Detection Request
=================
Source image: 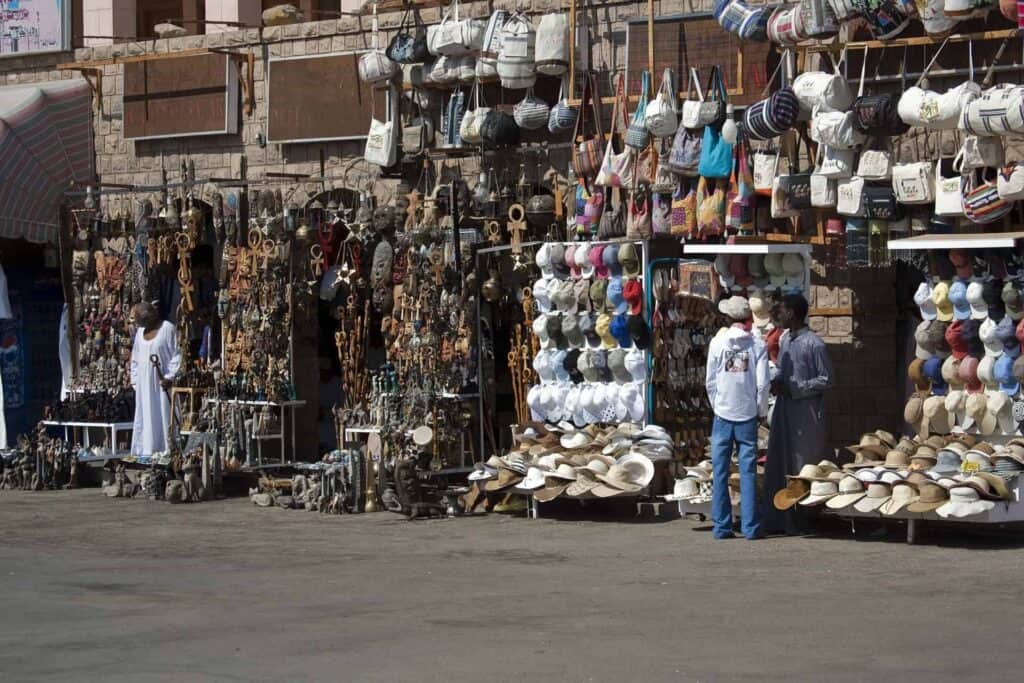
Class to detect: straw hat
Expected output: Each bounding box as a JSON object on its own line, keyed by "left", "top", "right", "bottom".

{"left": 787, "top": 464, "right": 827, "bottom": 481}
{"left": 773, "top": 480, "right": 810, "bottom": 510}
{"left": 846, "top": 433, "right": 892, "bottom": 460}
{"left": 936, "top": 485, "right": 996, "bottom": 518}
{"left": 853, "top": 481, "right": 893, "bottom": 513}
{"left": 825, "top": 475, "right": 867, "bottom": 510}
{"left": 879, "top": 481, "right": 920, "bottom": 516}
{"left": 906, "top": 480, "right": 951, "bottom": 513}
{"left": 799, "top": 480, "right": 840, "bottom": 506}
{"left": 592, "top": 464, "right": 644, "bottom": 497}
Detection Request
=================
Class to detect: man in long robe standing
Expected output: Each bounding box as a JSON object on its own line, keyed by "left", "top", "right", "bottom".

{"left": 130, "top": 302, "right": 181, "bottom": 456}
{"left": 763, "top": 293, "right": 833, "bottom": 535}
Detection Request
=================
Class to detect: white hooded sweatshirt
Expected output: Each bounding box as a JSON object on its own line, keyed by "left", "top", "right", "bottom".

{"left": 706, "top": 325, "right": 769, "bottom": 422}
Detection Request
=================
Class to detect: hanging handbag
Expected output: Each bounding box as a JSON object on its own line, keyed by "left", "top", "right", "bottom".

{"left": 698, "top": 123, "right": 733, "bottom": 179}
{"left": 480, "top": 110, "right": 520, "bottom": 147}
{"left": 647, "top": 68, "right": 679, "bottom": 138}
{"left": 810, "top": 106, "right": 866, "bottom": 150}
{"left": 387, "top": 6, "right": 431, "bottom": 64}
{"left": 997, "top": 163, "right": 1024, "bottom": 201}
{"left": 671, "top": 181, "right": 698, "bottom": 237}
{"left": 698, "top": 177, "right": 726, "bottom": 238}
{"left": 598, "top": 189, "right": 627, "bottom": 240}
{"left": 767, "top": 5, "right": 807, "bottom": 44}
{"left": 836, "top": 176, "right": 866, "bottom": 216}
{"left": 935, "top": 158, "right": 965, "bottom": 216}
{"left": 580, "top": 184, "right": 603, "bottom": 231}
{"left": 850, "top": 0, "right": 911, "bottom": 39}
{"left": 863, "top": 186, "right": 903, "bottom": 220}
{"left": 698, "top": 66, "right": 728, "bottom": 128}
{"left": 459, "top": 82, "right": 487, "bottom": 145}
{"left": 402, "top": 98, "right": 434, "bottom": 155}
{"left": 772, "top": 144, "right": 811, "bottom": 217}
{"left": 811, "top": 145, "right": 838, "bottom": 208}
{"left": 851, "top": 46, "right": 910, "bottom": 136}
{"left": 891, "top": 137, "right": 936, "bottom": 205}
{"left": 725, "top": 136, "right": 756, "bottom": 230}
{"left": 572, "top": 72, "right": 605, "bottom": 179}
{"left": 680, "top": 68, "right": 704, "bottom": 130}
{"left": 856, "top": 137, "right": 893, "bottom": 180}
{"left": 816, "top": 144, "right": 856, "bottom": 178}
{"left": 901, "top": 39, "right": 982, "bottom": 131}
{"left": 715, "top": 0, "right": 772, "bottom": 41}
{"left": 535, "top": 13, "right": 569, "bottom": 76}
{"left": 476, "top": 10, "right": 509, "bottom": 79}
{"left": 359, "top": 51, "right": 397, "bottom": 84}
{"left": 626, "top": 71, "right": 652, "bottom": 150}
{"left": 514, "top": 88, "right": 550, "bottom": 130}
{"left": 743, "top": 59, "right": 800, "bottom": 141}
{"left": 430, "top": 55, "right": 458, "bottom": 84}
{"left": 753, "top": 148, "right": 776, "bottom": 195}
{"left": 963, "top": 169, "right": 1013, "bottom": 224}
{"left": 955, "top": 135, "right": 1005, "bottom": 170}
{"left": 667, "top": 127, "right": 702, "bottom": 177}
{"left": 456, "top": 55, "right": 476, "bottom": 83}
{"left": 365, "top": 88, "right": 398, "bottom": 167}
{"left": 653, "top": 146, "right": 679, "bottom": 192}
{"left": 596, "top": 76, "right": 635, "bottom": 188}
{"left": 627, "top": 187, "right": 652, "bottom": 239}
{"left": 497, "top": 12, "right": 536, "bottom": 90}
{"left": 428, "top": 0, "right": 486, "bottom": 56}
{"left": 440, "top": 89, "right": 466, "bottom": 148}
{"left": 792, "top": 50, "right": 853, "bottom": 116}
{"left": 652, "top": 190, "right": 672, "bottom": 235}
{"left": 548, "top": 77, "right": 578, "bottom": 134}
{"left": 800, "top": 0, "right": 840, "bottom": 37}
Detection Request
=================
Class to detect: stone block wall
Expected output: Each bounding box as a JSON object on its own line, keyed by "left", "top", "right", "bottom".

{"left": 0, "top": 2, "right": 913, "bottom": 452}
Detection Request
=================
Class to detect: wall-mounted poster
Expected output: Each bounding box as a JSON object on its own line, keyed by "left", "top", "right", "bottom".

{"left": 0, "top": 0, "right": 70, "bottom": 57}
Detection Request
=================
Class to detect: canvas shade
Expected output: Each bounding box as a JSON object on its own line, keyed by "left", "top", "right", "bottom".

{"left": 0, "top": 79, "right": 94, "bottom": 244}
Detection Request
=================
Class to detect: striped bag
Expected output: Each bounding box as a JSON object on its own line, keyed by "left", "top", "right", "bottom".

{"left": 743, "top": 86, "right": 799, "bottom": 140}
{"left": 962, "top": 170, "right": 1013, "bottom": 225}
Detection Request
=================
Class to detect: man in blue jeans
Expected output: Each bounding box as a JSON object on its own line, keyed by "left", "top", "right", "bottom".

{"left": 705, "top": 296, "right": 769, "bottom": 540}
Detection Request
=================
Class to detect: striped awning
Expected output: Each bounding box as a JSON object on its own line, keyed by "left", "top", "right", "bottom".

{"left": 0, "top": 79, "right": 94, "bottom": 244}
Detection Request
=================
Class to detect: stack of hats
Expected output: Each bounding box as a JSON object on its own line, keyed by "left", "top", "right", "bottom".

{"left": 530, "top": 242, "right": 651, "bottom": 427}
{"left": 773, "top": 429, "right": 1021, "bottom": 520}
{"left": 467, "top": 422, "right": 671, "bottom": 506}
{"left": 910, "top": 269, "right": 1024, "bottom": 438}
{"left": 714, "top": 252, "right": 806, "bottom": 294}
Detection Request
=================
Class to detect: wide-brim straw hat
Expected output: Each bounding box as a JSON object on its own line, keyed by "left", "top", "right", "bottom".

{"left": 773, "top": 480, "right": 810, "bottom": 510}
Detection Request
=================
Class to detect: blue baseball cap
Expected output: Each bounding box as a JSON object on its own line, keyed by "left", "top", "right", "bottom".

{"left": 923, "top": 357, "right": 947, "bottom": 396}
{"left": 995, "top": 354, "right": 1020, "bottom": 395}
{"left": 602, "top": 243, "right": 622, "bottom": 277}
{"left": 948, "top": 280, "right": 971, "bottom": 321}
{"left": 609, "top": 314, "right": 633, "bottom": 348}
{"left": 605, "top": 276, "right": 628, "bottom": 315}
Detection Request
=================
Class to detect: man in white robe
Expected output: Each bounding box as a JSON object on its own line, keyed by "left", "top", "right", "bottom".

{"left": 129, "top": 303, "right": 181, "bottom": 456}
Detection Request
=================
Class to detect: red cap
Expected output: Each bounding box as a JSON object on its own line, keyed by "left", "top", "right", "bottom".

{"left": 958, "top": 355, "right": 982, "bottom": 393}
{"left": 623, "top": 279, "right": 643, "bottom": 315}
{"left": 946, "top": 320, "right": 967, "bottom": 360}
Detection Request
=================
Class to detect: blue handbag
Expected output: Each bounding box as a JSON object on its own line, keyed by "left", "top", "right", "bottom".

{"left": 697, "top": 123, "right": 733, "bottom": 179}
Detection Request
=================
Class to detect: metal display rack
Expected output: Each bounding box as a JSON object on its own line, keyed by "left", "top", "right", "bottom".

{"left": 202, "top": 398, "right": 305, "bottom": 466}
{"left": 40, "top": 420, "right": 134, "bottom": 459}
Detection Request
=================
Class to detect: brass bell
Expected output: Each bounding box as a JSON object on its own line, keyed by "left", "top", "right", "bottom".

{"left": 481, "top": 267, "right": 503, "bottom": 303}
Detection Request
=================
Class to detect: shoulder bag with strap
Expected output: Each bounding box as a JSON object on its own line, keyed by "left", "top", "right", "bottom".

{"left": 572, "top": 72, "right": 605, "bottom": 180}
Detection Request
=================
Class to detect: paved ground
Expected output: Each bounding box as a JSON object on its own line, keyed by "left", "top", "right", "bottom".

{"left": 1, "top": 490, "right": 1023, "bottom": 682}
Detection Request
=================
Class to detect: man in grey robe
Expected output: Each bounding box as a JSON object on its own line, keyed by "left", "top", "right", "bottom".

{"left": 763, "top": 293, "right": 833, "bottom": 535}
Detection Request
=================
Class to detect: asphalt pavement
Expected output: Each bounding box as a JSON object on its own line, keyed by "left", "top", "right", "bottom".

{"left": 1, "top": 489, "right": 1022, "bottom": 682}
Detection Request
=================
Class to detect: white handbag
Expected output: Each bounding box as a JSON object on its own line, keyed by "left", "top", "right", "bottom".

{"left": 935, "top": 159, "right": 965, "bottom": 216}
{"left": 892, "top": 161, "right": 936, "bottom": 204}
{"left": 430, "top": 55, "right": 458, "bottom": 84}
{"left": 476, "top": 10, "right": 508, "bottom": 79}
{"left": 997, "top": 162, "right": 1024, "bottom": 201}
{"left": 497, "top": 12, "right": 536, "bottom": 90}
{"left": 816, "top": 144, "right": 855, "bottom": 179}
{"left": 961, "top": 84, "right": 1024, "bottom": 137}
{"left": 811, "top": 174, "right": 837, "bottom": 208}
{"left": 792, "top": 51, "right": 853, "bottom": 117}
{"left": 955, "top": 134, "right": 1005, "bottom": 170}
{"left": 428, "top": 0, "right": 486, "bottom": 56}
{"left": 646, "top": 68, "right": 679, "bottom": 138}
{"left": 857, "top": 146, "right": 893, "bottom": 180}
{"left": 535, "top": 13, "right": 569, "bottom": 76}
{"left": 753, "top": 151, "right": 776, "bottom": 193}
{"left": 456, "top": 55, "right": 476, "bottom": 83}
{"left": 365, "top": 89, "right": 397, "bottom": 168}
{"left": 460, "top": 83, "right": 488, "bottom": 145}
{"left": 680, "top": 68, "right": 704, "bottom": 130}
{"left": 836, "top": 176, "right": 865, "bottom": 216}
{"left": 359, "top": 50, "right": 397, "bottom": 84}
{"left": 513, "top": 87, "right": 550, "bottom": 130}
{"left": 810, "top": 107, "right": 866, "bottom": 150}
{"left": 900, "top": 41, "right": 980, "bottom": 130}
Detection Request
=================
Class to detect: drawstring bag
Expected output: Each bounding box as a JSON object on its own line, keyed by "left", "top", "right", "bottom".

{"left": 742, "top": 60, "right": 800, "bottom": 141}
{"left": 626, "top": 71, "right": 652, "bottom": 150}
{"left": 548, "top": 77, "right": 578, "bottom": 133}
{"left": 476, "top": 10, "right": 509, "bottom": 79}
{"left": 497, "top": 12, "right": 536, "bottom": 89}
{"left": 514, "top": 88, "right": 550, "bottom": 130}
{"left": 535, "top": 13, "right": 569, "bottom": 76}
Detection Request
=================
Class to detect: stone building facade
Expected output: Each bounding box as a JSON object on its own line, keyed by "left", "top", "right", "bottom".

{"left": 0, "top": 0, "right": 912, "bottom": 452}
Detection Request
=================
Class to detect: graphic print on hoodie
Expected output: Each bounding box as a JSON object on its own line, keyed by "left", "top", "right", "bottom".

{"left": 705, "top": 325, "right": 770, "bottom": 422}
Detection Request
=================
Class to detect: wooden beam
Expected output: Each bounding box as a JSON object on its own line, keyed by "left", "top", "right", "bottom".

{"left": 799, "top": 27, "right": 1020, "bottom": 54}
{"left": 57, "top": 47, "right": 211, "bottom": 70}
